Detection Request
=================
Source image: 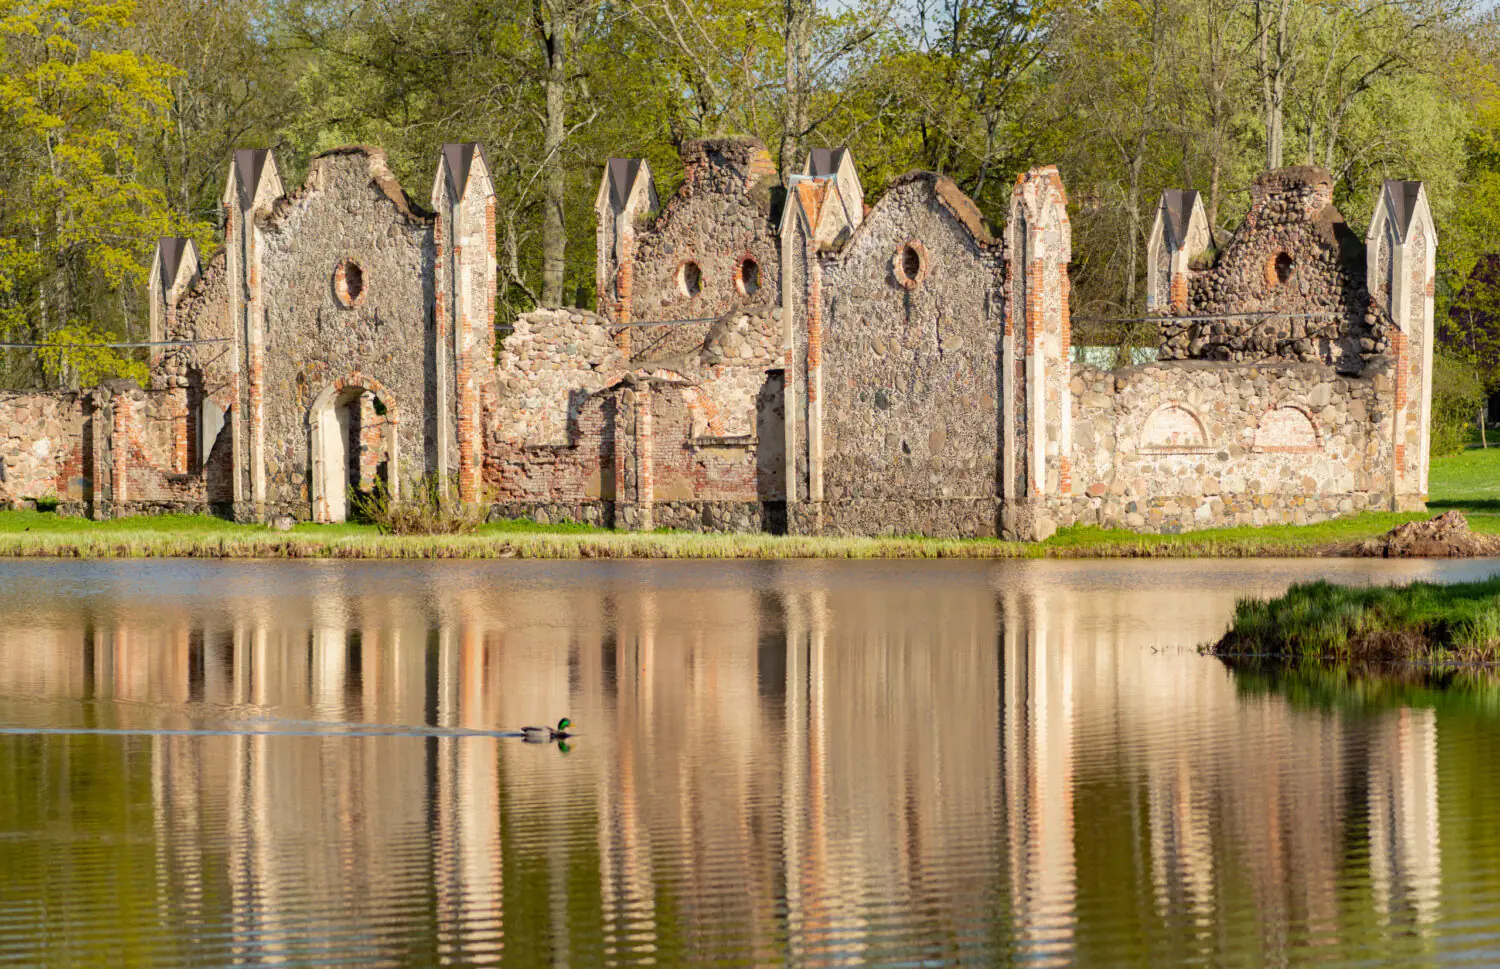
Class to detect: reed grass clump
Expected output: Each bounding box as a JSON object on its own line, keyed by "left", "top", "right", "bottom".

{"left": 1214, "top": 576, "right": 1500, "bottom": 664}
{"left": 350, "top": 478, "right": 484, "bottom": 535}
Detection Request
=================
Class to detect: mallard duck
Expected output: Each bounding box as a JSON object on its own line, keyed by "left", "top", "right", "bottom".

{"left": 521, "top": 718, "right": 572, "bottom": 742}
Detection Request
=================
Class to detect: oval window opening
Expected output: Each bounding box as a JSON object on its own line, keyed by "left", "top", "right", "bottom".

{"left": 902, "top": 244, "right": 922, "bottom": 280}
{"left": 335, "top": 260, "right": 366, "bottom": 307}
{"left": 679, "top": 261, "right": 702, "bottom": 298}
{"left": 894, "top": 239, "right": 927, "bottom": 289}
{"left": 345, "top": 263, "right": 364, "bottom": 301}
{"left": 738, "top": 257, "right": 760, "bottom": 296}
{"left": 1268, "top": 251, "right": 1293, "bottom": 287}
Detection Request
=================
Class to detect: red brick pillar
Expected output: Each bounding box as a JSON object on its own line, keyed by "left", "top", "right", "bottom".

{"left": 434, "top": 208, "right": 450, "bottom": 483}
{"left": 612, "top": 393, "right": 628, "bottom": 528}
{"left": 113, "top": 393, "right": 132, "bottom": 507}
{"left": 806, "top": 239, "right": 824, "bottom": 504}
{"left": 615, "top": 232, "right": 634, "bottom": 358}
{"left": 456, "top": 231, "right": 477, "bottom": 503}
{"left": 635, "top": 382, "right": 653, "bottom": 531}
{"left": 1169, "top": 272, "right": 1189, "bottom": 314}
{"left": 171, "top": 387, "right": 188, "bottom": 475}
{"left": 247, "top": 226, "right": 265, "bottom": 515}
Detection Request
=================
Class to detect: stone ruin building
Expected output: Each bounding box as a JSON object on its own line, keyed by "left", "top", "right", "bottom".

{"left": 0, "top": 138, "right": 1436, "bottom": 538}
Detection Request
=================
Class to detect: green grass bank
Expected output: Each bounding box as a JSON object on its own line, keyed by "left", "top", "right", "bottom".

{"left": 1212, "top": 576, "right": 1500, "bottom": 664}
{"left": 1, "top": 439, "right": 1498, "bottom": 559}
{"left": 0, "top": 507, "right": 1475, "bottom": 559}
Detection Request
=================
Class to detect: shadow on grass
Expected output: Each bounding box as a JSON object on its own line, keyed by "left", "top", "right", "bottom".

{"left": 1429, "top": 499, "right": 1500, "bottom": 513}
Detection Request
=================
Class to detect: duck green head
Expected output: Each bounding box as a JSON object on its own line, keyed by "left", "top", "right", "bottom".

{"left": 557, "top": 718, "right": 572, "bottom": 731}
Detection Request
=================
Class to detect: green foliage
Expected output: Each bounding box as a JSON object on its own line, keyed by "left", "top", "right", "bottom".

{"left": 0, "top": 0, "right": 209, "bottom": 388}
{"left": 1432, "top": 349, "right": 1486, "bottom": 458}
{"left": 37, "top": 321, "right": 147, "bottom": 387}
{"left": 0, "top": 0, "right": 1497, "bottom": 387}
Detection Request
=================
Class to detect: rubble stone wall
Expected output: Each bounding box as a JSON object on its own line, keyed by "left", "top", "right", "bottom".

{"left": 1054, "top": 358, "right": 1397, "bottom": 533}
{"left": 484, "top": 308, "right": 783, "bottom": 509}
{"left": 1158, "top": 167, "right": 1386, "bottom": 370}
{"left": 0, "top": 392, "right": 86, "bottom": 508}
{"left": 629, "top": 138, "right": 781, "bottom": 324}
{"left": 819, "top": 175, "right": 1004, "bottom": 506}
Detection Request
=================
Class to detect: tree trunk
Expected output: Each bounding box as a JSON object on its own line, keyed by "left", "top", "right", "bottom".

{"left": 1257, "top": 0, "right": 1290, "bottom": 170}
{"left": 539, "top": 1, "right": 569, "bottom": 307}
{"left": 1125, "top": 152, "right": 1144, "bottom": 313}
{"left": 779, "top": 0, "right": 813, "bottom": 182}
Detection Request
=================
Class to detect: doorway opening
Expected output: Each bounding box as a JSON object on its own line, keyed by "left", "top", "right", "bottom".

{"left": 310, "top": 379, "right": 398, "bottom": 523}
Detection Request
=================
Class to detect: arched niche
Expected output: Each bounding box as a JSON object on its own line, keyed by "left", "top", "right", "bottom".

{"left": 1139, "top": 402, "right": 1209, "bottom": 453}
{"left": 1253, "top": 405, "right": 1321, "bottom": 453}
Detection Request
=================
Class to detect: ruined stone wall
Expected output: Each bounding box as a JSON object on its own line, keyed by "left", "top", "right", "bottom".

{"left": 817, "top": 174, "right": 1005, "bottom": 532}
{"left": 485, "top": 307, "right": 784, "bottom": 510}
{"left": 629, "top": 138, "right": 781, "bottom": 326}
{"left": 696, "top": 308, "right": 783, "bottom": 444}
{"left": 0, "top": 392, "right": 86, "bottom": 508}
{"left": 1057, "top": 359, "right": 1397, "bottom": 533}
{"left": 84, "top": 383, "right": 207, "bottom": 517}
{"left": 169, "top": 253, "right": 235, "bottom": 480}
{"left": 649, "top": 384, "right": 759, "bottom": 503}
{"left": 257, "top": 148, "right": 434, "bottom": 515}
{"left": 124, "top": 387, "right": 206, "bottom": 509}
{"left": 485, "top": 309, "right": 624, "bottom": 501}
{"left": 1159, "top": 167, "right": 1386, "bottom": 371}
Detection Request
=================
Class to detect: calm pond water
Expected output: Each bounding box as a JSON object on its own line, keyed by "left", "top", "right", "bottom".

{"left": 2, "top": 558, "right": 1500, "bottom": 967}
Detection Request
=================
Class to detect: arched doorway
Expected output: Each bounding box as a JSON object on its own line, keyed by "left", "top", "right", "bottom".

{"left": 309, "top": 376, "right": 399, "bottom": 523}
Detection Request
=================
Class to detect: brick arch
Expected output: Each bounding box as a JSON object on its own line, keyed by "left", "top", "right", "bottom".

{"left": 1139, "top": 402, "right": 1208, "bottom": 453}
{"left": 308, "top": 373, "right": 400, "bottom": 523}
{"left": 1253, "top": 404, "right": 1321, "bottom": 453}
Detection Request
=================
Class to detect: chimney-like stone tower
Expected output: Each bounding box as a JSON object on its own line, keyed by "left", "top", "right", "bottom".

{"left": 1367, "top": 179, "right": 1436, "bottom": 509}
{"left": 432, "top": 143, "right": 497, "bottom": 502}
{"left": 148, "top": 237, "right": 199, "bottom": 368}
{"left": 803, "top": 147, "right": 864, "bottom": 233}
{"left": 221, "top": 148, "right": 282, "bottom": 515}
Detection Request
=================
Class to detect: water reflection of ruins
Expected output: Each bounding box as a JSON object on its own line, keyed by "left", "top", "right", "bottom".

{"left": 0, "top": 562, "right": 1456, "bottom": 966}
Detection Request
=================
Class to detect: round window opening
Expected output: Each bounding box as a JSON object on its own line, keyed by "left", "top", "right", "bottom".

{"left": 737, "top": 256, "right": 761, "bottom": 296}
{"left": 679, "top": 260, "right": 703, "bottom": 298}
{"left": 335, "top": 260, "right": 366, "bottom": 308}
{"left": 894, "top": 239, "right": 928, "bottom": 289}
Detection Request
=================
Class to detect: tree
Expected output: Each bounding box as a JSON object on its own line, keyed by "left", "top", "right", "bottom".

{"left": 0, "top": 0, "right": 203, "bottom": 388}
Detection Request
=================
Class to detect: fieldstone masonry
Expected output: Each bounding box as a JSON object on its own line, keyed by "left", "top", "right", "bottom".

{"left": 0, "top": 135, "right": 1436, "bottom": 538}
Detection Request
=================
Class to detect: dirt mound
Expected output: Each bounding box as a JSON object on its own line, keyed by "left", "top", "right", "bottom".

{"left": 1351, "top": 510, "right": 1500, "bottom": 558}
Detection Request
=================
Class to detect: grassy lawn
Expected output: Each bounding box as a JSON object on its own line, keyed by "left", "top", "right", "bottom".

{"left": 1430, "top": 437, "right": 1500, "bottom": 516}
{"left": 0, "top": 439, "right": 1496, "bottom": 559}
{"left": 1213, "top": 575, "right": 1500, "bottom": 664}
